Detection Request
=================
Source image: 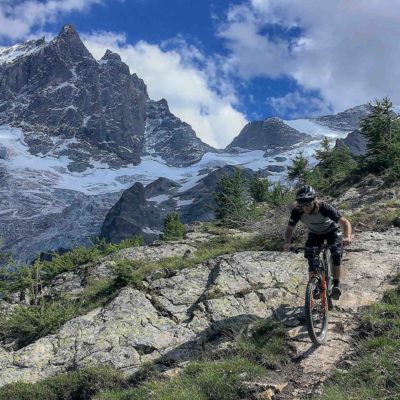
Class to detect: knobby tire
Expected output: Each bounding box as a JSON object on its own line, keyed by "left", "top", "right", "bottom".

{"left": 305, "top": 276, "right": 329, "bottom": 345}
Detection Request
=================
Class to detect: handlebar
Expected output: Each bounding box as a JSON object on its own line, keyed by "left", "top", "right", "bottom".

{"left": 289, "top": 243, "right": 334, "bottom": 253}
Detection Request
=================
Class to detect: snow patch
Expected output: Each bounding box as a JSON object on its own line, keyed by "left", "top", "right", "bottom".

{"left": 284, "top": 119, "right": 349, "bottom": 138}
{"left": 0, "top": 40, "right": 46, "bottom": 65}
{"left": 177, "top": 199, "right": 194, "bottom": 207}
{"left": 148, "top": 194, "right": 170, "bottom": 204}
{"left": 83, "top": 116, "right": 91, "bottom": 127}
{"left": 142, "top": 227, "right": 161, "bottom": 235}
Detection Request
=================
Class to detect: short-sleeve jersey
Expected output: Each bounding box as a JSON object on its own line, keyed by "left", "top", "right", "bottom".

{"left": 288, "top": 201, "right": 342, "bottom": 234}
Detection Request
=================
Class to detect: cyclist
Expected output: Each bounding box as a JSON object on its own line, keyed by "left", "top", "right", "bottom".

{"left": 283, "top": 185, "right": 352, "bottom": 299}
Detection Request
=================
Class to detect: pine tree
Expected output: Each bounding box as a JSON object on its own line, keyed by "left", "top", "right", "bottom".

{"left": 287, "top": 152, "right": 311, "bottom": 185}
{"left": 160, "top": 212, "right": 185, "bottom": 241}
{"left": 249, "top": 172, "right": 269, "bottom": 203}
{"left": 315, "top": 137, "right": 334, "bottom": 175}
{"left": 312, "top": 138, "right": 356, "bottom": 191}
{"left": 268, "top": 182, "right": 293, "bottom": 206}
{"left": 360, "top": 97, "right": 400, "bottom": 172}
{"left": 214, "top": 167, "right": 248, "bottom": 227}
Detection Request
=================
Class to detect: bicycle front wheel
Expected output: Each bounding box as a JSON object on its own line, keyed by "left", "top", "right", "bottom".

{"left": 305, "top": 277, "right": 329, "bottom": 345}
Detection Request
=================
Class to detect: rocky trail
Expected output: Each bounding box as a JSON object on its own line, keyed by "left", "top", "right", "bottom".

{"left": 0, "top": 228, "right": 399, "bottom": 399}
{"left": 260, "top": 229, "right": 400, "bottom": 399}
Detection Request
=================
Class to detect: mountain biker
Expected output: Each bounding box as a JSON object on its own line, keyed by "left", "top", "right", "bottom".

{"left": 283, "top": 185, "right": 352, "bottom": 299}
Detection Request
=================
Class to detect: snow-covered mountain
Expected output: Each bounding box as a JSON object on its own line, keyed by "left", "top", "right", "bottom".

{"left": 315, "top": 104, "right": 369, "bottom": 131}
{"left": 227, "top": 117, "right": 312, "bottom": 155}
{"left": 0, "top": 119, "right": 352, "bottom": 264}
{"left": 0, "top": 24, "right": 212, "bottom": 170}
{"left": 0, "top": 24, "right": 368, "bottom": 265}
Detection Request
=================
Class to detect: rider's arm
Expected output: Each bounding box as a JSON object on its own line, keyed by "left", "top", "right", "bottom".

{"left": 283, "top": 225, "right": 295, "bottom": 251}
{"left": 338, "top": 217, "right": 352, "bottom": 245}
{"left": 283, "top": 208, "right": 301, "bottom": 251}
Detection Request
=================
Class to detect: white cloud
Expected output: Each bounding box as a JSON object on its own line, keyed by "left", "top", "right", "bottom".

{"left": 82, "top": 31, "right": 247, "bottom": 148}
{"left": 268, "top": 91, "right": 332, "bottom": 119}
{"left": 218, "top": 0, "right": 400, "bottom": 114}
{"left": 0, "top": 0, "right": 102, "bottom": 40}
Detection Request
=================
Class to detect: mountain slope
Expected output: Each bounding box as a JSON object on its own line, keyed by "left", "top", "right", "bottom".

{"left": 226, "top": 117, "right": 312, "bottom": 155}
{"left": 0, "top": 25, "right": 147, "bottom": 171}
{"left": 0, "top": 221, "right": 399, "bottom": 397}
{"left": 315, "top": 104, "right": 369, "bottom": 131}
{"left": 0, "top": 25, "right": 215, "bottom": 264}
{"left": 0, "top": 24, "right": 213, "bottom": 170}
{"left": 144, "top": 99, "right": 214, "bottom": 166}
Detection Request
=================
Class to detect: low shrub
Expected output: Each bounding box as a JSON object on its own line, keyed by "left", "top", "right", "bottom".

{"left": 0, "top": 279, "right": 116, "bottom": 349}
{"left": 0, "top": 301, "right": 78, "bottom": 348}
{"left": 0, "top": 236, "right": 143, "bottom": 300}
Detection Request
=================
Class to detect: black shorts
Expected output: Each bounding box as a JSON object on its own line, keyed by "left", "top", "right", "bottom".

{"left": 305, "top": 229, "right": 343, "bottom": 271}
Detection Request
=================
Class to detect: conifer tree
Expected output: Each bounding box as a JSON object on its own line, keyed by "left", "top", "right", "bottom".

{"left": 249, "top": 172, "right": 269, "bottom": 203}
{"left": 360, "top": 97, "right": 400, "bottom": 172}
{"left": 287, "top": 152, "right": 311, "bottom": 185}
{"left": 268, "top": 182, "right": 293, "bottom": 206}
{"left": 160, "top": 212, "right": 185, "bottom": 241}
{"left": 214, "top": 167, "right": 248, "bottom": 227}
{"left": 315, "top": 137, "right": 334, "bottom": 174}
{"left": 313, "top": 138, "right": 356, "bottom": 190}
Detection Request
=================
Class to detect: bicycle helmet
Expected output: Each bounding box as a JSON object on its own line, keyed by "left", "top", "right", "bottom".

{"left": 296, "top": 185, "right": 316, "bottom": 203}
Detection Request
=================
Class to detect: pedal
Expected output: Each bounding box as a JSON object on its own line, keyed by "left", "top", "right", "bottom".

{"left": 331, "top": 286, "right": 342, "bottom": 300}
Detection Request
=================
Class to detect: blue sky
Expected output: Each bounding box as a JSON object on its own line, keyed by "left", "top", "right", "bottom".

{"left": 1, "top": 0, "right": 400, "bottom": 148}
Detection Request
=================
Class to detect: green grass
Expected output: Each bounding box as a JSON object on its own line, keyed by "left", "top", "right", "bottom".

{"left": 0, "top": 279, "right": 117, "bottom": 349}
{"left": 0, "top": 232, "right": 269, "bottom": 348}
{"left": 0, "top": 366, "right": 128, "bottom": 400}
{"left": 94, "top": 357, "right": 265, "bottom": 400}
{"left": 112, "top": 233, "right": 269, "bottom": 290}
{"left": 0, "top": 236, "right": 143, "bottom": 298}
{"left": 346, "top": 205, "right": 400, "bottom": 230}
{"left": 233, "top": 319, "right": 291, "bottom": 369}
{"left": 0, "top": 318, "right": 292, "bottom": 400}
{"left": 318, "top": 283, "right": 400, "bottom": 400}
{"left": 0, "top": 301, "right": 79, "bottom": 348}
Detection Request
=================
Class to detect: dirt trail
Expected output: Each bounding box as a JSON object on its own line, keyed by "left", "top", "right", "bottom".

{"left": 272, "top": 229, "right": 400, "bottom": 399}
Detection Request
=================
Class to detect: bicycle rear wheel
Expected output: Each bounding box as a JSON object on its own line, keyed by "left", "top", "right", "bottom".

{"left": 305, "top": 277, "right": 329, "bottom": 345}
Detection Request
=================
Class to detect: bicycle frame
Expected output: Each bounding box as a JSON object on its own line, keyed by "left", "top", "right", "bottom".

{"left": 304, "top": 244, "right": 333, "bottom": 345}
{"left": 309, "top": 246, "right": 331, "bottom": 312}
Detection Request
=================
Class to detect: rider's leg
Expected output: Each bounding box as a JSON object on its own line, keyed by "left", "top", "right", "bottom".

{"left": 327, "top": 230, "right": 343, "bottom": 299}
{"left": 305, "top": 233, "right": 324, "bottom": 299}
{"left": 305, "top": 232, "right": 324, "bottom": 277}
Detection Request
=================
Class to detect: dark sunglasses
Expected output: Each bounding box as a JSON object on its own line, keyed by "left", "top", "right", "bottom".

{"left": 298, "top": 201, "right": 313, "bottom": 209}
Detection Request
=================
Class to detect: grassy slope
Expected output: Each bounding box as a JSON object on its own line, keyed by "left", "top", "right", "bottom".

{"left": 0, "top": 319, "right": 292, "bottom": 400}
{"left": 318, "top": 281, "right": 400, "bottom": 400}
{"left": 0, "top": 229, "right": 273, "bottom": 349}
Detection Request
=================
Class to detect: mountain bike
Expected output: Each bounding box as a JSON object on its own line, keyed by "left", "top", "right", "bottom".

{"left": 301, "top": 243, "right": 334, "bottom": 345}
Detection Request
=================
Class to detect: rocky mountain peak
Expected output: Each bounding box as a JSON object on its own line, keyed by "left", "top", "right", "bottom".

{"left": 227, "top": 117, "right": 311, "bottom": 155}
{"left": 60, "top": 23, "right": 77, "bottom": 36}
{"left": 0, "top": 25, "right": 148, "bottom": 171}
{"left": 101, "top": 49, "right": 122, "bottom": 62}
{"left": 52, "top": 24, "right": 92, "bottom": 60}
{"left": 156, "top": 98, "right": 169, "bottom": 110}
{"left": 0, "top": 24, "right": 213, "bottom": 171}
{"left": 315, "top": 104, "right": 369, "bottom": 131}
{"left": 144, "top": 98, "right": 214, "bottom": 166}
